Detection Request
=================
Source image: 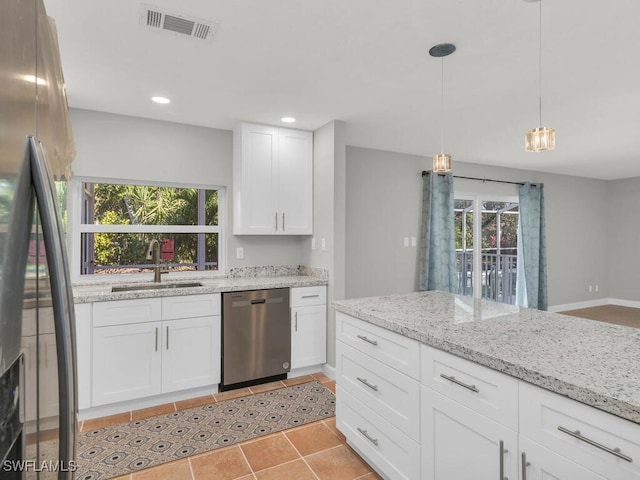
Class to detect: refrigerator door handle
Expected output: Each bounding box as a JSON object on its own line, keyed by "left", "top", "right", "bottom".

{"left": 29, "top": 137, "right": 77, "bottom": 478}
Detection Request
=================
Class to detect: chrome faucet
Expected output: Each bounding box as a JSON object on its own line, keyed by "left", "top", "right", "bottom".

{"left": 147, "top": 239, "right": 169, "bottom": 283}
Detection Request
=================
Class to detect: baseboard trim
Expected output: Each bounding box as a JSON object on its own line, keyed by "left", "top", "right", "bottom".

{"left": 322, "top": 363, "right": 336, "bottom": 380}
{"left": 550, "top": 297, "right": 640, "bottom": 313}
{"left": 549, "top": 298, "right": 609, "bottom": 313}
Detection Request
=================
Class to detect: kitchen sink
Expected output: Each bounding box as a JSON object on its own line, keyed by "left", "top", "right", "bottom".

{"left": 111, "top": 282, "right": 203, "bottom": 292}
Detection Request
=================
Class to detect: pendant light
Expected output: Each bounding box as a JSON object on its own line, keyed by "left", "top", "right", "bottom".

{"left": 429, "top": 43, "right": 456, "bottom": 172}
{"left": 525, "top": 0, "right": 555, "bottom": 152}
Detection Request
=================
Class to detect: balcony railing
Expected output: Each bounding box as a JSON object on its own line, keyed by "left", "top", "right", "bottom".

{"left": 457, "top": 251, "right": 518, "bottom": 304}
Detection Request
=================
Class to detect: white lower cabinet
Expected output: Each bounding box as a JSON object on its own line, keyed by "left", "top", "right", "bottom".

{"left": 519, "top": 436, "right": 607, "bottom": 480}
{"left": 421, "top": 387, "right": 517, "bottom": 480}
{"left": 92, "top": 322, "right": 162, "bottom": 406}
{"left": 90, "top": 294, "right": 221, "bottom": 407}
{"left": 161, "top": 316, "right": 220, "bottom": 393}
{"left": 290, "top": 286, "right": 326, "bottom": 370}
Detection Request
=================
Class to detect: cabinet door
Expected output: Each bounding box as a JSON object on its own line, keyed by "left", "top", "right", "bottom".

{"left": 277, "top": 128, "right": 313, "bottom": 234}
{"left": 291, "top": 305, "right": 326, "bottom": 369}
{"left": 421, "top": 386, "right": 518, "bottom": 480}
{"left": 520, "top": 437, "right": 607, "bottom": 480}
{"left": 161, "top": 315, "right": 221, "bottom": 393}
{"left": 234, "top": 123, "right": 278, "bottom": 234}
{"left": 92, "top": 323, "right": 161, "bottom": 406}
{"left": 74, "top": 303, "right": 92, "bottom": 410}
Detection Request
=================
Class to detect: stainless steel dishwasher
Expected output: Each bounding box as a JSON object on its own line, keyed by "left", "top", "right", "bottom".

{"left": 221, "top": 288, "right": 290, "bottom": 390}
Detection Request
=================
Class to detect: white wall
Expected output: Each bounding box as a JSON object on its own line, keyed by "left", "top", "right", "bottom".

{"left": 69, "top": 108, "right": 306, "bottom": 270}
{"left": 345, "top": 146, "right": 610, "bottom": 308}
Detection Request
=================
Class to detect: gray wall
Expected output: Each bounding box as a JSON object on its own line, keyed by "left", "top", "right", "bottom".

{"left": 606, "top": 177, "right": 640, "bottom": 302}
{"left": 70, "top": 108, "right": 306, "bottom": 270}
{"left": 345, "top": 146, "right": 610, "bottom": 308}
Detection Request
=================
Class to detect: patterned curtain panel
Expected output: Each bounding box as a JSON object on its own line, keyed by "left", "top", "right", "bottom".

{"left": 418, "top": 171, "right": 457, "bottom": 292}
{"left": 515, "top": 182, "right": 548, "bottom": 310}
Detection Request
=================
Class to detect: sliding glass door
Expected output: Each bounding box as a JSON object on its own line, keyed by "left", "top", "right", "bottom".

{"left": 455, "top": 196, "right": 519, "bottom": 304}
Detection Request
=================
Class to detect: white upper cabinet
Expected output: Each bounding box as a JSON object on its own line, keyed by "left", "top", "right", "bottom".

{"left": 233, "top": 122, "right": 313, "bottom": 235}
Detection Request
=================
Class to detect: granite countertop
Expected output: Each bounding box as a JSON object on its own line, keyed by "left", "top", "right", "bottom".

{"left": 74, "top": 266, "right": 327, "bottom": 303}
{"left": 332, "top": 291, "right": 640, "bottom": 425}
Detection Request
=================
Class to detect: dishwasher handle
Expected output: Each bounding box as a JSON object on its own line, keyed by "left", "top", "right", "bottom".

{"left": 250, "top": 299, "right": 266, "bottom": 304}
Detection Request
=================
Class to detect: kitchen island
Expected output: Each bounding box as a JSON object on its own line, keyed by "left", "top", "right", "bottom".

{"left": 332, "top": 291, "right": 640, "bottom": 480}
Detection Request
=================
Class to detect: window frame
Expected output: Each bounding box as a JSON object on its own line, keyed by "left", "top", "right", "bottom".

{"left": 67, "top": 176, "right": 227, "bottom": 284}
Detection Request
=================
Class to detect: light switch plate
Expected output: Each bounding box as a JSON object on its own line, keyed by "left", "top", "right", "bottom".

{"left": 236, "top": 247, "right": 244, "bottom": 259}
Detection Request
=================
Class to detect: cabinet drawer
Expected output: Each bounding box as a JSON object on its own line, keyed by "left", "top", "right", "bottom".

{"left": 162, "top": 294, "right": 221, "bottom": 320}
{"left": 337, "top": 341, "right": 420, "bottom": 442}
{"left": 336, "top": 312, "right": 420, "bottom": 379}
{"left": 337, "top": 388, "right": 420, "bottom": 480}
{"left": 93, "top": 298, "right": 161, "bottom": 327}
{"left": 290, "top": 286, "right": 326, "bottom": 307}
{"left": 421, "top": 344, "right": 518, "bottom": 429}
{"left": 520, "top": 381, "right": 640, "bottom": 480}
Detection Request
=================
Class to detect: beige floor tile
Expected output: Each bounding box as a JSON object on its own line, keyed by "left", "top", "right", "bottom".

{"left": 282, "top": 375, "right": 315, "bottom": 386}
{"left": 248, "top": 381, "right": 286, "bottom": 394}
{"left": 323, "top": 381, "right": 336, "bottom": 394}
{"left": 322, "top": 417, "right": 346, "bottom": 443}
{"left": 131, "top": 459, "right": 191, "bottom": 480}
{"left": 190, "top": 445, "right": 252, "bottom": 480}
{"left": 355, "top": 473, "right": 383, "bottom": 480}
{"left": 214, "top": 388, "right": 252, "bottom": 402}
{"left": 131, "top": 403, "right": 176, "bottom": 421}
{"left": 305, "top": 445, "right": 372, "bottom": 480}
{"left": 285, "top": 421, "right": 343, "bottom": 456}
{"left": 240, "top": 433, "right": 300, "bottom": 472}
{"left": 109, "top": 475, "right": 132, "bottom": 480}
{"left": 311, "top": 372, "right": 331, "bottom": 383}
{"left": 81, "top": 412, "right": 131, "bottom": 432}
{"left": 254, "top": 459, "right": 317, "bottom": 480}
{"left": 175, "top": 395, "right": 216, "bottom": 411}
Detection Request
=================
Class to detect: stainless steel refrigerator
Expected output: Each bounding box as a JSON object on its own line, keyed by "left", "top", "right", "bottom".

{"left": 0, "top": 0, "right": 77, "bottom": 478}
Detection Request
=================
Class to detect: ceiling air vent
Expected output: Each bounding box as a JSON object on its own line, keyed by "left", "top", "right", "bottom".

{"left": 140, "top": 3, "right": 217, "bottom": 42}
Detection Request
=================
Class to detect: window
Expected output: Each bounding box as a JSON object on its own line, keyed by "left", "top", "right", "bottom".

{"left": 455, "top": 196, "right": 519, "bottom": 304}
{"left": 76, "top": 180, "right": 223, "bottom": 276}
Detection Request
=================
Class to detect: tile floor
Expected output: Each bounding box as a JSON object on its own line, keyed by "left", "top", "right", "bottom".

{"left": 79, "top": 373, "right": 381, "bottom": 480}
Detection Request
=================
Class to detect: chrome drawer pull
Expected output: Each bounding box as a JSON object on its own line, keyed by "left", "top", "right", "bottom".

{"left": 439, "top": 373, "right": 479, "bottom": 393}
{"left": 557, "top": 426, "right": 633, "bottom": 462}
{"left": 499, "top": 440, "right": 508, "bottom": 480}
{"left": 356, "top": 377, "right": 379, "bottom": 392}
{"left": 301, "top": 294, "right": 320, "bottom": 298}
{"left": 356, "top": 334, "right": 378, "bottom": 346}
{"left": 357, "top": 427, "right": 379, "bottom": 446}
{"left": 521, "top": 452, "right": 531, "bottom": 480}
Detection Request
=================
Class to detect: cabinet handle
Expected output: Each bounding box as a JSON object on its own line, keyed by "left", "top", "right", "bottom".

{"left": 356, "top": 334, "right": 378, "bottom": 346}
{"left": 282, "top": 212, "right": 285, "bottom": 231}
{"left": 166, "top": 326, "right": 169, "bottom": 350}
{"left": 155, "top": 328, "right": 158, "bottom": 352}
{"left": 302, "top": 294, "right": 320, "bottom": 298}
{"left": 275, "top": 212, "right": 278, "bottom": 231}
{"left": 557, "top": 426, "right": 633, "bottom": 462}
{"left": 439, "top": 373, "right": 479, "bottom": 393}
{"left": 357, "top": 377, "right": 379, "bottom": 392}
{"left": 499, "top": 440, "right": 508, "bottom": 480}
{"left": 294, "top": 312, "right": 298, "bottom": 332}
{"left": 357, "top": 427, "right": 379, "bottom": 446}
{"left": 521, "top": 452, "right": 531, "bottom": 480}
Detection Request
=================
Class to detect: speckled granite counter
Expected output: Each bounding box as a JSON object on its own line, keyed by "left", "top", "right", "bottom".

{"left": 74, "top": 266, "right": 327, "bottom": 303}
{"left": 332, "top": 290, "right": 640, "bottom": 424}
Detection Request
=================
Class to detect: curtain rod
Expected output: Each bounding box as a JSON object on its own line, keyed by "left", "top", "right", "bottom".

{"left": 421, "top": 171, "right": 540, "bottom": 187}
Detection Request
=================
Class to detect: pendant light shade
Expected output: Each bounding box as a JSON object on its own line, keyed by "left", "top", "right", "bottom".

{"left": 525, "top": 0, "right": 555, "bottom": 152}
{"left": 429, "top": 43, "right": 456, "bottom": 172}
{"left": 432, "top": 154, "right": 452, "bottom": 173}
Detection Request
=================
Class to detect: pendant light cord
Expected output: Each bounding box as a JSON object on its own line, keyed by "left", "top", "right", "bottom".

{"left": 440, "top": 57, "right": 444, "bottom": 153}
{"left": 538, "top": 0, "right": 543, "bottom": 127}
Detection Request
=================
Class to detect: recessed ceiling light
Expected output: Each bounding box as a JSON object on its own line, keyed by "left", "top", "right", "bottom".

{"left": 280, "top": 117, "right": 296, "bottom": 123}
{"left": 152, "top": 96, "right": 171, "bottom": 104}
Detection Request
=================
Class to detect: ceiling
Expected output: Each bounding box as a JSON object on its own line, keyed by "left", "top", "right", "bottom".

{"left": 45, "top": 0, "right": 640, "bottom": 180}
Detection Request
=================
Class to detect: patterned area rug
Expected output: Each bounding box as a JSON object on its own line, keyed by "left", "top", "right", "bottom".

{"left": 75, "top": 381, "right": 335, "bottom": 480}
